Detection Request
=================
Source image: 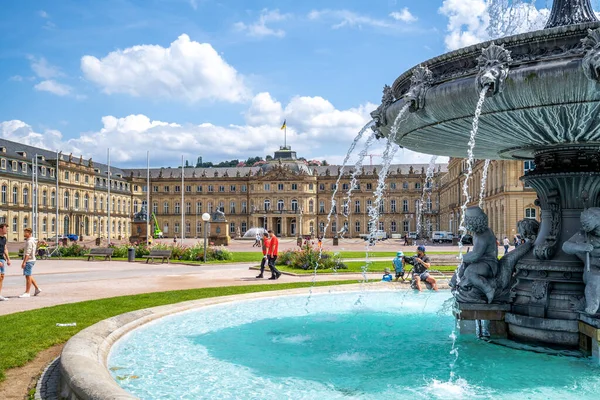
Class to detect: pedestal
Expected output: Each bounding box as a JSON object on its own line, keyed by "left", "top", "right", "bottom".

{"left": 507, "top": 147, "right": 600, "bottom": 347}
{"left": 453, "top": 302, "right": 510, "bottom": 338}
{"left": 578, "top": 314, "right": 600, "bottom": 364}
{"left": 129, "top": 221, "right": 148, "bottom": 244}
{"left": 208, "top": 221, "right": 231, "bottom": 246}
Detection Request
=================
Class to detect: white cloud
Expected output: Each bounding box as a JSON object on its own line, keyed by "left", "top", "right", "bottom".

{"left": 34, "top": 80, "right": 73, "bottom": 96}
{"left": 390, "top": 8, "right": 417, "bottom": 23}
{"left": 234, "top": 9, "right": 289, "bottom": 38}
{"left": 9, "top": 75, "right": 23, "bottom": 82}
{"left": 308, "top": 9, "right": 392, "bottom": 29}
{"left": 28, "top": 56, "right": 63, "bottom": 79}
{"left": 81, "top": 34, "right": 250, "bottom": 103}
{"left": 38, "top": 10, "right": 49, "bottom": 18}
{"left": 439, "top": 0, "right": 549, "bottom": 50}
{"left": 0, "top": 92, "right": 436, "bottom": 166}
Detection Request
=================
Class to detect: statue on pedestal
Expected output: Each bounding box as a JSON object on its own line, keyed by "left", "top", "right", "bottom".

{"left": 562, "top": 207, "right": 600, "bottom": 315}
{"left": 451, "top": 208, "right": 539, "bottom": 304}
{"left": 452, "top": 207, "right": 499, "bottom": 303}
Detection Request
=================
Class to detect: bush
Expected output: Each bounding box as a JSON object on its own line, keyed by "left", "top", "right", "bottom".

{"left": 277, "top": 244, "right": 347, "bottom": 270}
{"left": 59, "top": 243, "right": 88, "bottom": 257}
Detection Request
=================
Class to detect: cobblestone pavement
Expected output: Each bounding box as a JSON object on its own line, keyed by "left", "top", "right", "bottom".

{"left": 35, "top": 358, "right": 60, "bottom": 400}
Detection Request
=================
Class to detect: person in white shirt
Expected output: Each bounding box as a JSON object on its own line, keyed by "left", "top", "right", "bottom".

{"left": 503, "top": 237, "right": 510, "bottom": 255}
{"left": 20, "top": 228, "right": 41, "bottom": 298}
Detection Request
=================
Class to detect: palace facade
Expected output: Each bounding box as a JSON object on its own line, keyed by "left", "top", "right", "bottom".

{"left": 0, "top": 137, "right": 539, "bottom": 242}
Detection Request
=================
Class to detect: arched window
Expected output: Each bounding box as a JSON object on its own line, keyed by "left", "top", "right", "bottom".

{"left": 64, "top": 190, "right": 70, "bottom": 209}
{"left": 51, "top": 190, "right": 56, "bottom": 207}
{"left": 84, "top": 194, "right": 89, "bottom": 210}
{"left": 208, "top": 202, "right": 213, "bottom": 213}
{"left": 23, "top": 187, "right": 29, "bottom": 205}
{"left": 23, "top": 216, "right": 28, "bottom": 229}
{"left": 42, "top": 217, "right": 47, "bottom": 232}
{"left": 196, "top": 202, "right": 202, "bottom": 214}
{"left": 175, "top": 202, "right": 181, "bottom": 214}
{"left": 42, "top": 190, "right": 47, "bottom": 206}
{"left": 99, "top": 196, "right": 104, "bottom": 211}
{"left": 51, "top": 218, "right": 56, "bottom": 233}
{"left": 164, "top": 201, "right": 169, "bottom": 214}
{"left": 218, "top": 201, "right": 224, "bottom": 212}
{"left": 525, "top": 208, "right": 536, "bottom": 219}
{"left": 12, "top": 186, "right": 18, "bottom": 204}
{"left": 1, "top": 185, "right": 7, "bottom": 204}
{"left": 74, "top": 192, "right": 80, "bottom": 209}
{"left": 391, "top": 221, "right": 397, "bottom": 232}
{"left": 309, "top": 199, "right": 314, "bottom": 213}
{"left": 153, "top": 202, "right": 158, "bottom": 214}
{"left": 277, "top": 199, "right": 284, "bottom": 211}
{"left": 12, "top": 216, "right": 17, "bottom": 231}
{"left": 117, "top": 199, "right": 121, "bottom": 213}
{"left": 264, "top": 199, "right": 271, "bottom": 211}
{"left": 291, "top": 199, "right": 298, "bottom": 211}
{"left": 134, "top": 200, "right": 139, "bottom": 213}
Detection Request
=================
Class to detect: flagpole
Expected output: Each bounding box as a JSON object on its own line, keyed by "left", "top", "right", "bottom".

{"left": 107, "top": 148, "right": 111, "bottom": 246}
{"left": 181, "top": 155, "right": 184, "bottom": 245}
{"left": 146, "top": 151, "right": 150, "bottom": 246}
{"left": 284, "top": 125, "right": 287, "bottom": 148}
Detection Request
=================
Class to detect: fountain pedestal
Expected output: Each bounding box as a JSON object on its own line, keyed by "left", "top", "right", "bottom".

{"left": 453, "top": 302, "right": 510, "bottom": 338}
{"left": 579, "top": 314, "right": 600, "bottom": 364}
{"left": 506, "top": 147, "right": 600, "bottom": 347}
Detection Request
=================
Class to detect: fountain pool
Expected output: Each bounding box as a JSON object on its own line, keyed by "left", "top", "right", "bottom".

{"left": 108, "top": 290, "right": 600, "bottom": 399}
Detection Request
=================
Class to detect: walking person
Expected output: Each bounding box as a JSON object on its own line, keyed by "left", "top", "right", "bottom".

{"left": 267, "top": 230, "right": 282, "bottom": 280}
{"left": 19, "top": 228, "right": 41, "bottom": 298}
{"left": 256, "top": 232, "right": 270, "bottom": 278}
{"left": 253, "top": 232, "right": 261, "bottom": 247}
{"left": 0, "top": 223, "right": 11, "bottom": 301}
{"left": 403, "top": 234, "right": 409, "bottom": 246}
{"left": 503, "top": 236, "right": 510, "bottom": 255}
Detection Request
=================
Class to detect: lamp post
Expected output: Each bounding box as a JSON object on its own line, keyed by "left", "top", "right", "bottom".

{"left": 202, "top": 212, "right": 210, "bottom": 262}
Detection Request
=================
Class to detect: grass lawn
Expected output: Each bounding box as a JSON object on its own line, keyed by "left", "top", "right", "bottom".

{"left": 0, "top": 280, "right": 355, "bottom": 382}
{"left": 276, "top": 261, "right": 457, "bottom": 275}
{"left": 335, "top": 251, "right": 460, "bottom": 258}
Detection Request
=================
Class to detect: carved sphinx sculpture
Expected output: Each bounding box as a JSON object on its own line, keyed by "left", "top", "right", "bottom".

{"left": 451, "top": 207, "right": 538, "bottom": 304}
{"left": 582, "top": 28, "right": 600, "bottom": 82}
{"left": 476, "top": 43, "right": 512, "bottom": 97}
{"left": 562, "top": 207, "right": 600, "bottom": 315}
{"left": 404, "top": 65, "right": 433, "bottom": 113}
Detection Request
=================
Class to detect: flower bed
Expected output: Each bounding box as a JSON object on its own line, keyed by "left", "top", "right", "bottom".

{"left": 276, "top": 243, "right": 347, "bottom": 270}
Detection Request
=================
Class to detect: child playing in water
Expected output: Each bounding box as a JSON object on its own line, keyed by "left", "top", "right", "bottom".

{"left": 392, "top": 251, "right": 405, "bottom": 281}
{"left": 382, "top": 268, "right": 393, "bottom": 282}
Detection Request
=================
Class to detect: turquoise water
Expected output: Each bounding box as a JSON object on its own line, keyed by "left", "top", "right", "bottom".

{"left": 109, "top": 290, "right": 600, "bottom": 399}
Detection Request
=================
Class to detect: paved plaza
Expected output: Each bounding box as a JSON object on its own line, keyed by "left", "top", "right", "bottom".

{"left": 0, "top": 238, "right": 462, "bottom": 316}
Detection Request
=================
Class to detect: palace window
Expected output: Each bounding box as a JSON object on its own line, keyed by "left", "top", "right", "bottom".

{"left": 1, "top": 185, "right": 6, "bottom": 204}
{"left": 319, "top": 201, "right": 325, "bottom": 213}
{"left": 391, "top": 200, "right": 397, "bottom": 213}
{"left": 186, "top": 185, "right": 192, "bottom": 193}
{"left": 264, "top": 183, "right": 270, "bottom": 191}
{"left": 525, "top": 208, "right": 536, "bottom": 219}
{"left": 391, "top": 221, "right": 397, "bottom": 232}
{"left": 309, "top": 200, "right": 314, "bottom": 213}
{"left": 277, "top": 199, "right": 284, "bottom": 211}
{"left": 208, "top": 185, "right": 214, "bottom": 192}
{"left": 242, "top": 201, "right": 247, "bottom": 213}
{"left": 230, "top": 201, "right": 236, "bottom": 214}
{"left": 342, "top": 183, "right": 349, "bottom": 191}
{"left": 153, "top": 202, "right": 158, "bottom": 214}
{"left": 164, "top": 202, "right": 169, "bottom": 214}
{"left": 23, "top": 187, "right": 29, "bottom": 205}
{"left": 291, "top": 183, "right": 298, "bottom": 190}
{"left": 415, "top": 183, "right": 421, "bottom": 190}
{"left": 241, "top": 185, "right": 247, "bottom": 192}
{"left": 219, "top": 185, "right": 225, "bottom": 192}
{"left": 175, "top": 185, "right": 181, "bottom": 192}
{"left": 230, "top": 222, "right": 235, "bottom": 234}
{"left": 403, "top": 220, "right": 410, "bottom": 232}
{"left": 403, "top": 199, "right": 408, "bottom": 212}
{"left": 391, "top": 182, "right": 397, "bottom": 190}
{"left": 12, "top": 187, "right": 18, "bottom": 204}
{"left": 264, "top": 199, "right": 271, "bottom": 211}
{"left": 355, "top": 200, "right": 360, "bottom": 213}
{"left": 230, "top": 185, "right": 236, "bottom": 192}
{"left": 186, "top": 202, "right": 191, "bottom": 214}
{"left": 291, "top": 199, "right": 298, "bottom": 211}
{"left": 196, "top": 202, "right": 202, "bottom": 214}
{"left": 241, "top": 222, "right": 247, "bottom": 233}
{"left": 355, "top": 221, "right": 360, "bottom": 233}
{"left": 175, "top": 202, "right": 181, "bottom": 214}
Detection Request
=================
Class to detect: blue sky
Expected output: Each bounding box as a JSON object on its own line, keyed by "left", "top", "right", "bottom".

{"left": 0, "top": 0, "right": 559, "bottom": 166}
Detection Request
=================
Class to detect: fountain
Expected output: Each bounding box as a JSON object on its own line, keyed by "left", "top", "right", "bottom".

{"left": 372, "top": 0, "right": 600, "bottom": 355}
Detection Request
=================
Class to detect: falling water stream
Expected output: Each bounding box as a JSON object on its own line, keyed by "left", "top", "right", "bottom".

{"left": 416, "top": 155, "right": 439, "bottom": 242}
{"left": 479, "top": 159, "right": 491, "bottom": 209}
{"left": 449, "top": 87, "right": 488, "bottom": 382}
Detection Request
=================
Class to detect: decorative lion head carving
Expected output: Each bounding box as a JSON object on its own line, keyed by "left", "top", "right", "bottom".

{"left": 404, "top": 65, "right": 433, "bottom": 113}
{"left": 370, "top": 84, "right": 396, "bottom": 139}
{"left": 476, "top": 43, "right": 512, "bottom": 97}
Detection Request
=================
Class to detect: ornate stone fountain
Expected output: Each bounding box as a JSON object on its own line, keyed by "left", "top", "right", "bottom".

{"left": 373, "top": 0, "right": 600, "bottom": 352}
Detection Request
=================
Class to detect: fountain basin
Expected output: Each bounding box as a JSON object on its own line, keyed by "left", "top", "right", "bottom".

{"left": 382, "top": 22, "right": 600, "bottom": 160}
{"left": 60, "top": 286, "right": 600, "bottom": 399}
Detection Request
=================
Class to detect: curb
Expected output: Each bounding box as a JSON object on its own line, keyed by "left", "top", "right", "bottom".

{"left": 35, "top": 357, "right": 61, "bottom": 400}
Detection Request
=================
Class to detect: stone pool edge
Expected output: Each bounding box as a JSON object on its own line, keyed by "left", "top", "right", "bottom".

{"left": 60, "top": 283, "right": 441, "bottom": 399}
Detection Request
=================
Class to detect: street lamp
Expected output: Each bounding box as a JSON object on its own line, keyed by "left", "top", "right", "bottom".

{"left": 202, "top": 212, "right": 210, "bottom": 262}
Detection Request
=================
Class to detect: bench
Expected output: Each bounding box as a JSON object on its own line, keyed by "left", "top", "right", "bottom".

{"left": 142, "top": 250, "right": 172, "bottom": 264}
{"left": 87, "top": 248, "right": 114, "bottom": 261}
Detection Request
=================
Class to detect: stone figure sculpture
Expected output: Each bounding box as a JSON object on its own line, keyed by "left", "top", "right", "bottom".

{"left": 476, "top": 43, "right": 512, "bottom": 97}
{"left": 562, "top": 207, "right": 600, "bottom": 315}
{"left": 133, "top": 205, "right": 148, "bottom": 222}
{"left": 451, "top": 210, "right": 539, "bottom": 304}
{"left": 452, "top": 207, "right": 499, "bottom": 303}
